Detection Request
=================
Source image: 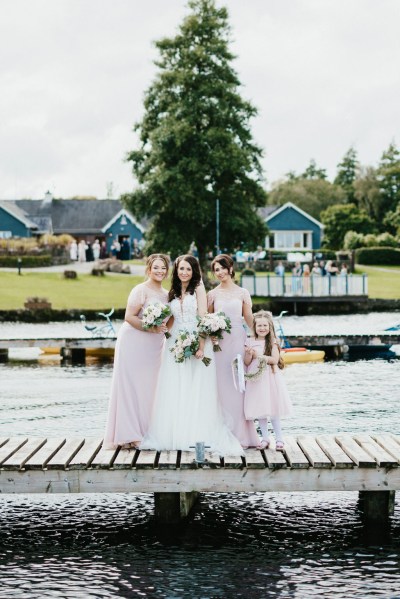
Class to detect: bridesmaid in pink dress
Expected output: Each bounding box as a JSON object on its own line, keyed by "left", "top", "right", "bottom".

{"left": 104, "top": 254, "right": 170, "bottom": 449}
{"left": 207, "top": 254, "right": 259, "bottom": 448}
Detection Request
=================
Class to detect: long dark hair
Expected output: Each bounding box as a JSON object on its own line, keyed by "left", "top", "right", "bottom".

{"left": 168, "top": 255, "right": 203, "bottom": 301}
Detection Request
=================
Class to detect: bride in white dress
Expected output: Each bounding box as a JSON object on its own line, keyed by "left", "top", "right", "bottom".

{"left": 141, "top": 255, "right": 243, "bottom": 456}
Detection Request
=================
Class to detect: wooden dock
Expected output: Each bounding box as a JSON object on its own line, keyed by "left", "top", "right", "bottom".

{"left": 0, "top": 333, "right": 399, "bottom": 363}
{"left": 0, "top": 433, "right": 398, "bottom": 524}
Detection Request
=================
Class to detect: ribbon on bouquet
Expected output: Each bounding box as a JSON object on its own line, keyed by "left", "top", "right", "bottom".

{"left": 232, "top": 353, "right": 246, "bottom": 393}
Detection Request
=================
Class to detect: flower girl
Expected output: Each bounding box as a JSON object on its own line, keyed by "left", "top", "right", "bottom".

{"left": 243, "top": 310, "right": 293, "bottom": 451}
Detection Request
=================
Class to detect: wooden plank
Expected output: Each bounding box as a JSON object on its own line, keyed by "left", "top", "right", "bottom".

{"left": 0, "top": 438, "right": 9, "bottom": 449}
{"left": 390, "top": 433, "right": 400, "bottom": 447}
{"left": 223, "top": 453, "right": 245, "bottom": 469}
{"left": 0, "top": 438, "right": 28, "bottom": 466}
{"left": 157, "top": 451, "right": 178, "bottom": 469}
{"left": 24, "top": 438, "right": 66, "bottom": 469}
{"left": 335, "top": 434, "right": 376, "bottom": 468}
{"left": 282, "top": 435, "right": 309, "bottom": 469}
{"left": 1, "top": 465, "right": 399, "bottom": 494}
{"left": 46, "top": 438, "right": 85, "bottom": 469}
{"left": 242, "top": 449, "right": 266, "bottom": 469}
{"left": 135, "top": 450, "right": 157, "bottom": 469}
{"left": 68, "top": 439, "right": 103, "bottom": 469}
{"left": 372, "top": 434, "right": 400, "bottom": 464}
{"left": 297, "top": 436, "right": 332, "bottom": 468}
{"left": 179, "top": 451, "right": 198, "bottom": 469}
{"left": 89, "top": 445, "right": 119, "bottom": 469}
{"left": 264, "top": 445, "right": 288, "bottom": 469}
{"left": 316, "top": 435, "right": 354, "bottom": 468}
{"left": 353, "top": 434, "right": 398, "bottom": 467}
{"left": 112, "top": 447, "right": 137, "bottom": 469}
{"left": 1, "top": 438, "right": 47, "bottom": 470}
{"left": 202, "top": 451, "right": 222, "bottom": 469}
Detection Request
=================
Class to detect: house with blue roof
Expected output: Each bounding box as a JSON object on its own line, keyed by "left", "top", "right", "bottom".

{"left": 259, "top": 202, "right": 324, "bottom": 251}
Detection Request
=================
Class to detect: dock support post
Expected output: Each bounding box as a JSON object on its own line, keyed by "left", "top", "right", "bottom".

{"left": 154, "top": 492, "right": 199, "bottom": 524}
{"left": 358, "top": 491, "right": 395, "bottom": 522}
{"left": 0, "top": 349, "right": 9, "bottom": 363}
{"left": 60, "top": 347, "right": 86, "bottom": 364}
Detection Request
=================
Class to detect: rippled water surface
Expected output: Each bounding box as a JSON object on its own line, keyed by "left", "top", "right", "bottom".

{"left": 0, "top": 314, "right": 399, "bottom": 598}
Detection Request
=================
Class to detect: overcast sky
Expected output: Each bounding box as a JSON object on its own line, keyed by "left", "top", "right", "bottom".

{"left": 1, "top": 0, "right": 399, "bottom": 200}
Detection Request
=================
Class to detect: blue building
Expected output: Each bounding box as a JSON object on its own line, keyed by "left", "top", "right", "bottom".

{"left": 0, "top": 200, "right": 38, "bottom": 239}
{"left": 0, "top": 197, "right": 144, "bottom": 254}
{"left": 259, "top": 202, "right": 324, "bottom": 251}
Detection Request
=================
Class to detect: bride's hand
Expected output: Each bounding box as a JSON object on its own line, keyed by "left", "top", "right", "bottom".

{"left": 195, "top": 349, "right": 204, "bottom": 360}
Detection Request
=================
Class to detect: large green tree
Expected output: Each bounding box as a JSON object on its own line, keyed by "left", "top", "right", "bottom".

{"left": 122, "top": 0, "right": 267, "bottom": 265}
{"left": 320, "top": 203, "right": 375, "bottom": 249}
{"left": 267, "top": 178, "right": 345, "bottom": 221}
{"left": 353, "top": 165, "right": 381, "bottom": 222}
{"left": 334, "top": 147, "right": 359, "bottom": 203}
{"left": 377, "top": 142, "right": 400, "bottom": 222}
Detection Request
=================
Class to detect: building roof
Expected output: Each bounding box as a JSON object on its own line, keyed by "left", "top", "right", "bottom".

{"left": 0, "top": 200, "right": 38, "bottom": 230}
{"left": 263, "top": 202, "right": 324, "bottom": 228}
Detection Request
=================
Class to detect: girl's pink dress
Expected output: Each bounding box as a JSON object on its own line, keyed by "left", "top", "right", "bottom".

{"left": 244, "top": 338, "right": 293, "bottom": 420}
{"left": 207, "top": 285, "right": 259, "bottom": 447}
{"left": 104, "top": 283, "right": 168, "bottom": 448}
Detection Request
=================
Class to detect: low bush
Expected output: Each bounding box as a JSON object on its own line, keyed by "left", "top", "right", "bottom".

{"left": 0, "top": 255, "right": 52, "bottom": 267}
{"left": 355, "top": 247, "right": 400, "bottom": 265}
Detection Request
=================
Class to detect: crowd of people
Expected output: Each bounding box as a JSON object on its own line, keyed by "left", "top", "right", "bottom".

{"left": 104, "top": 254, "right": 292, "bottom": 455}
{"left": 68, "top": 237, "right": 145, "bottom": 263}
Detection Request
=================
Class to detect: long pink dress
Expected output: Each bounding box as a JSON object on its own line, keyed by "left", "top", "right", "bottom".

{"left": 207, "top": 285, "right": 259, "bottom": 447}
{"left": 104, "top": 283, "right": 168, "bottom": 448}
{"left": 244, "top": 338, "right": 293, "bottom": 420}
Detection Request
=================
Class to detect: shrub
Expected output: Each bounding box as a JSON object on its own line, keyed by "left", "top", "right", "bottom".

{"left": 343, "top": 231, "right": 365, "bottom": 250}
{"left": 0, "top": 255, "right": 52, "bottom": 267}
{"left": 355, "top": 247, "right": 400, "bottom": 265}
{"left": 241, "top": 268, "right": 256, "bottom": 276}
{"left": 375, "top": 233, "right": 398, "bottom": 248}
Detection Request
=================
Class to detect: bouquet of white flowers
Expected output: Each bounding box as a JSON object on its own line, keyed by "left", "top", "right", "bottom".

{"left": 197, "top": 311, "right": 232, "bottom": 352}
{"left": 169, "top": 329, "right": 211, "bottom": 366}
{"left": 142, "top": 302, "right": 172, "bottom": 338}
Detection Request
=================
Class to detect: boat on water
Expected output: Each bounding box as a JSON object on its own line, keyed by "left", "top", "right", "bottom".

{"left": 282, "top": 347, "right": 325, "bottom": 364}
{"left": 40, "top": 347, "right": 115, "bottom": 358}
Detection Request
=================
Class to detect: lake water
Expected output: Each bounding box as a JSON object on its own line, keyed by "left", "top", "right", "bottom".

{"left": 0, "top": 314, "right": 399, "bottom": 598}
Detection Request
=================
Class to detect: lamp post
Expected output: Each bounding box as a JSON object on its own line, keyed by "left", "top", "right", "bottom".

{"left": 215, "top": 197, "right": 220, "bottom": 255}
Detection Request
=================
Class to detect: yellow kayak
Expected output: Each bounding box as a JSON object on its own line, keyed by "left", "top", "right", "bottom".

{"left": 40, "top": 347, "right": 114, "bottom": 358}
{"left": 283, "top": 349, "right": 325, "bottom": 364}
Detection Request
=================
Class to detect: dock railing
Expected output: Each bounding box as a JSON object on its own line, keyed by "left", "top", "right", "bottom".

{"left": 240, "top": 274, "right": 368, "bottom": 297}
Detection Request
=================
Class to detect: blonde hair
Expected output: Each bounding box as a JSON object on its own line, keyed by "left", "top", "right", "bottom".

{"left": 145, "top": 253, "right": 170, "bottom": 277}
{"left": 252, "top": 310, "right": 284, "bottom": 370}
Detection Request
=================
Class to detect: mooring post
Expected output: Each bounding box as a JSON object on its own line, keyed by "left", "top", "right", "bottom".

{"left": 154, "top": 492, "right": 199, "bottom": 524}
{"left": 358, "top": 491, "right": 395, "bottom": 522}
{"left": 60, "top": 347, "right": 86, "bottom": 364}
{"left": 0, "top": 349, "right": 9, "bottom": 363}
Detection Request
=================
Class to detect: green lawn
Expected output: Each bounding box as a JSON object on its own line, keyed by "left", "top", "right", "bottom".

{"left": 0, "top": 264, "right": 398, "bottom": 310}
{"left": 0, "top": 272, "right": 144, "bottom": 310}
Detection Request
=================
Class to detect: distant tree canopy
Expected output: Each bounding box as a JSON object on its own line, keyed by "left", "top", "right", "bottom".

{"left": 267, "top": 177, "right": 345, "bottom": 221}
{"left": 334, "top": 147, "right": 359, "bottom": 204}
{"left": 320, "top": 203, "right": 375, "bottom": 250}
{"left": 122, "top": 0, "right": 267, "bottom": 264}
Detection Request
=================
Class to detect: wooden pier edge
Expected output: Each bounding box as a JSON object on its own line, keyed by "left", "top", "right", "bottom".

{"left": 0, "top": 433, "right": 399, "bottom": 524}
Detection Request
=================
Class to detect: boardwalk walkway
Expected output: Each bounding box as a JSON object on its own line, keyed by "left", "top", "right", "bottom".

{"left": 0, "top": 433, "right": 398, "bottom": 523}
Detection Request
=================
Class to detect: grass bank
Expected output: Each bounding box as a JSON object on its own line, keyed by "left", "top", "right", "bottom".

{"left": 0, "top": 272, "right": 143, "bottom": 310}
{"left": 354, "top": 266, "right": 400, "bottom": 299}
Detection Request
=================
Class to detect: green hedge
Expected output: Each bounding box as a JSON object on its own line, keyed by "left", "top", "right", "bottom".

{"left": 355, "top": 247, "right": 400, "bottom": 265}
{"left": 0, "top": 255, "right": 52, "bottom": 267}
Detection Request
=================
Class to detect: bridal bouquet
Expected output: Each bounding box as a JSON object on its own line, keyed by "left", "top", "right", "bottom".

{"left": 142, "top": 303, "right": 172, "bottom": 338}
{"left": 197, "top": 311, "right": 231, "bottom": 352}
{"left": 170, "top": 330, "right": 211, "bottom": 366}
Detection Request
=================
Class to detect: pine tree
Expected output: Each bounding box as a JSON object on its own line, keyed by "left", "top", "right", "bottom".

{"left": 123, "top": 0, "right": 267, "bottom": 265}
{"left": 334, "top": 147, "right": 359, "bottom": 203}
{"left": 377, "top": 142, "right": 400, "bottom": 223}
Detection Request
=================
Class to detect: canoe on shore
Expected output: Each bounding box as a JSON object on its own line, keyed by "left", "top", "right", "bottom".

{"left": 282, "top": 348, "right": 325, "bottom": 364}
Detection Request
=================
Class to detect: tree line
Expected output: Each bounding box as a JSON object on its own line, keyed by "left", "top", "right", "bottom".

{"left": 122, "top": 0, "right": 400, "bottom": 263}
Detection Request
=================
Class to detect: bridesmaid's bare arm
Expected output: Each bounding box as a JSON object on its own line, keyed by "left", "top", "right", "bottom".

{"left": 243, "top": 302, "right": 254, "bottom": 329}
{"left": 195, "top": 284, "right": 207, "bottom": 353}
{"left": 125, "top": 301, "right": 167, "bottom": 334}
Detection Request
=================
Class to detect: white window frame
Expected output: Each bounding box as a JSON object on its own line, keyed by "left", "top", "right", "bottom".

{"left": 0, "top": 231, "right": 12, "bottom": 239}
{"left": 265, "top": 230, "right": 313, "bottom": 251}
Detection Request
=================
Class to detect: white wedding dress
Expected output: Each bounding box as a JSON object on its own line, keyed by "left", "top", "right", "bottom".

{"left": 140, "top": 293, "right": 244, "bottom": 456}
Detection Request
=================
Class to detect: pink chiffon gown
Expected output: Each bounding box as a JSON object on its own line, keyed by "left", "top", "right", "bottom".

{"left": 104, "top": 283, "right": 168, "bottom": 448}
{"left": 244, "top": 338, "right": 293, "bottom": 420}
{"left": 207, "top": 285, "right": 259, "bottom": 447}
